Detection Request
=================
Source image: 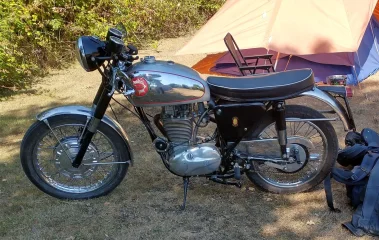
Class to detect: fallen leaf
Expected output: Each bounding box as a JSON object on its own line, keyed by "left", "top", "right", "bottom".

{"left": 306, "top": 220, "right": 315, "bottom": 225}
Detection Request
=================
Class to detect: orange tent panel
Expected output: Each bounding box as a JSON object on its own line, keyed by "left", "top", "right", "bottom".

{"left": 374, "top": 0, "right": 379, "bottom": 21}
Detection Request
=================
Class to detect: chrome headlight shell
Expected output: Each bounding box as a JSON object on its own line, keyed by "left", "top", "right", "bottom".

{"left": 75, "top": 36, "right": 106, "bottom": 72}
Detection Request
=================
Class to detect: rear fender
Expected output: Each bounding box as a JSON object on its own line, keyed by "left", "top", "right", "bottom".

{"left": 36, "top": 105, "right": 134, "bottom": 165}
{"left": 300, "top": 87, "right": 355, "bottom": 131}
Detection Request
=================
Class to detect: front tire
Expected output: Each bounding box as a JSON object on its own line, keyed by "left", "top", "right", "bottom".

{"left": 246, "top": 105, "right": 338, "bottom": 194}
{"left": 20, "top": 114, "right": 130, "bottom": 200}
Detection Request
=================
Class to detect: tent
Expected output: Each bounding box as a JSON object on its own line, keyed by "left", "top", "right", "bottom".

{"left": 208, "top": 16, "right": 379, "bottom": 85}
{"left": 178, "top": 0, "right": 379, "bottom": 85}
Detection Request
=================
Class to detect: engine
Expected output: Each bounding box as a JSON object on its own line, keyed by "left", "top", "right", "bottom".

{"left": 162, "top": 104, "right": 193, "bottom": 143}
{"left": 154, "top": 104, "right": 221, "bottom": 177}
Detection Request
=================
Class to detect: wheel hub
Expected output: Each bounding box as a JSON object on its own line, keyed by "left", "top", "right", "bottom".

{"left": 53, "top": 137, "right": 99, "bottom": 178}
{"left": 280, "top": 143, "right": 308, "bottom": 173}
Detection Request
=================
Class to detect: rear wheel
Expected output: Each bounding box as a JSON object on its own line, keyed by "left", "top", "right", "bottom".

{"left": 20, "top": 115, "right": 129, "bottom": 199}
{"left": 246, "top": 105, "right": 338, "bottom": 194}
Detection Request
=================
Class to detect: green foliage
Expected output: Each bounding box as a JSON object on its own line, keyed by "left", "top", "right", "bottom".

{"left": 0, "top": 0, "right": 225, "bottom": 91}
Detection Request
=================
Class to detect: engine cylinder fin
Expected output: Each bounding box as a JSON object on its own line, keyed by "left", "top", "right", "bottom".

{"left": 162, "top": 118, "right": 193, "bottom": 143}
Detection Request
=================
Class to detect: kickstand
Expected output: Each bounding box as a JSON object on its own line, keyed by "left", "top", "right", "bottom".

{"left": 180, "top": 177, "right": 190, "bottom": 210}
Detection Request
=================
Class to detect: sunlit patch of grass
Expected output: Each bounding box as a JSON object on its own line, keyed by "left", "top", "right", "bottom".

{"left": 0, "top": 116, "right": 33, "bottom": 138}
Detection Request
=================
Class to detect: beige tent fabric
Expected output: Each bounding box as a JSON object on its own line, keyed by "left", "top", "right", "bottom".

{"left": 176, "top": 0, "right": 377, "bottom": 56}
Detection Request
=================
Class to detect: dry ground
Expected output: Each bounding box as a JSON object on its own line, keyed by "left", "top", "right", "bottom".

{"left": 1, "top": 36, "right": 379, "bottom": 240}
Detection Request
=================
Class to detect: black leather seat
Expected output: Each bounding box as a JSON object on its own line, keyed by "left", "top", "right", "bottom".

{"left": 207, "top": 69, "right": 315, "bottom": 101}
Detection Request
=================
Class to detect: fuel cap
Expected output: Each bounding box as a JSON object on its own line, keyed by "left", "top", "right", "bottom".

{"left": 143, "top": 56, "right": 156, "bottom": 63}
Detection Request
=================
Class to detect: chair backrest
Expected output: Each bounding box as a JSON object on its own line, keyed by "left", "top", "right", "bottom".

{"left": 224, "top": 33, "right": 251, "bottom": 75}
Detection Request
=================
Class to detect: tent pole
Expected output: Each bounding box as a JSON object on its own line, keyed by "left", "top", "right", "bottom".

{"left": 352, "top": 65, "right": 362, "bottom": 90}
{"left": 369, "top": 19, "right": 379, "bottom": 55}
{"left": 284, "top": 55, "right": 292, "bottom": 71}
{"left": 274, "top": 52, "right": 280, "bottom": 71}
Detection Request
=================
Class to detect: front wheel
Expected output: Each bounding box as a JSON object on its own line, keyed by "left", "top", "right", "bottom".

{"left": 246, "top": 105, "right": 338, "bottom": 194}
{"left": 20, "top": 114, "right": 130, "bottom": 199}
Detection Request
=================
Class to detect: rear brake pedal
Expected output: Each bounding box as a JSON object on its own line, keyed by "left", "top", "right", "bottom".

{"left": 210, "top": 176, "right": 242, "bottom": 188}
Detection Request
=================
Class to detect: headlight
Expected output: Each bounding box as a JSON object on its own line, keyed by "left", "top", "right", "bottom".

{"left": 75, "top": 37, "right": 88, "bottom": 71}
{"left": 75, "top": 36, "right": 106, "bottom": 72}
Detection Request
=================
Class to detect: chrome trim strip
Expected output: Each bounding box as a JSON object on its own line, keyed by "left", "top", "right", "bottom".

{"left": 36, "top": 105, "right": 134, "bottom": 164}
{"left": 300, "top": 87, "right": 352, "bottom": 131}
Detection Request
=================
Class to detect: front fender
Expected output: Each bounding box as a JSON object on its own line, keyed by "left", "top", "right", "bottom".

{"left": 300, "top": 87, "right": 354, "bottom": 131}
{"left": 37, "top": 105, "right": 134, "bottom": 165}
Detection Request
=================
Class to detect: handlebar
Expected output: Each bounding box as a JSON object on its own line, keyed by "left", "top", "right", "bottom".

{"left": 119, "top": 52, "right": 139, "bottom": 62}
{"left": 95, "top": 29, "right": 139, "bottom": 98}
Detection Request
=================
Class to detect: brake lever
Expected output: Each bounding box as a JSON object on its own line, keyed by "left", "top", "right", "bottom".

{"left": 109, "top": 67, "right": 135, "bottom": 97}
{"left": 108, "top": 68, "right": 118, "bottom": 97}
{"left": 108, "top": 82, "right": 116, "bottom": 97}
{"left": 118, "top": 76, "right": 135, "bottom": 96}
{"left": 123, "top": 89, "right": 135, "bottom": 96}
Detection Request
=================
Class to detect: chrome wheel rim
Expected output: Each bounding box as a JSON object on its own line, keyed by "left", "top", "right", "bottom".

{"left": 34, "top": 124, "right": 119, "bottom": 193}
{"left": 252, "top": 120, "right": 328, "bottom": 188}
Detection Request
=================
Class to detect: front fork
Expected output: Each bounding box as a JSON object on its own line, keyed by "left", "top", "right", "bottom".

{"left": 72, "top": 78, "right": 111, "bottom": 168}
{"left": 274, "top": 101, "right": 288, "bottom": 159}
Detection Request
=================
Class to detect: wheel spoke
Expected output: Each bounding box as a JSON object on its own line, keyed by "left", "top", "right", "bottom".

{"left": 34, "top": 122, "right": 120, "bottom": 194}
{"left": 294, "top": 121, "right": 306, "bottom": 135}
{"left": 250, "top": 119, "right": 328, "bottom": 188}
{"left": 99, "top": 152, "right": 114, "bottom": 161}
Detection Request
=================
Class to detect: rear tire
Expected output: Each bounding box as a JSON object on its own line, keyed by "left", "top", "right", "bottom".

{"left": 20, "top": 115, "right": 130, "bottom": 200}
{"left": 246, "top": 105, "right": 338, "bottom": 194}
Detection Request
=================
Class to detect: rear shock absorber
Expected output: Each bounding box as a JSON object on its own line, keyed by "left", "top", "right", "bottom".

{"left": 274, "top": 101, "right": 288, "bottom": 159}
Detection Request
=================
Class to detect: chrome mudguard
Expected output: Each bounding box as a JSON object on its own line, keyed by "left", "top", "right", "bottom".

{"left": 300, "top": 87, "right": 353, "bottom": 131}
{"left": 36, "top": 105, "right": 133, "bottom": 164}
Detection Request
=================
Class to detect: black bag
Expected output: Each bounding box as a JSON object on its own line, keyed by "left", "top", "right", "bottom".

{"left": 324, "top": 128, "right": 379, "bottom": 237}
{"left": 343, "top": 160, "right": 379, "bottom": 237}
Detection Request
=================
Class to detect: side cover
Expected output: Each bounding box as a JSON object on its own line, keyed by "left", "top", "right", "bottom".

{"left": 36, "top": 105, "right": 133, "bottom": 164}
{"left": 213, "top": 102, "right": 267, "bottom": 142}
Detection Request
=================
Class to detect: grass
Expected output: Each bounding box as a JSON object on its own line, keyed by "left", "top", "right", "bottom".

{"left": 1, "top": 37, "right": 379, "bottom": 239}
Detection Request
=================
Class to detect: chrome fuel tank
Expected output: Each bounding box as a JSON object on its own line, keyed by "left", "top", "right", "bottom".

{"left": 125, "top": 56, "right": 210, "bottom": 107}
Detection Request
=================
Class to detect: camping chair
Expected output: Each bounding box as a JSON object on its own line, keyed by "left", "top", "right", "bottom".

{"left": 224, "top": 33, "right": 275, "bottom": 76}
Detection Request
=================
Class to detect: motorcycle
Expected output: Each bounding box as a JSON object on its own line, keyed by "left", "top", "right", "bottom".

{"left": 20, "top": 26, "right": 357, "bottom": 209}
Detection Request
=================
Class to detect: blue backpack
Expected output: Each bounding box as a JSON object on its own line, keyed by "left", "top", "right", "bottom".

{"left": 324, "top": 128, "right": 379, "bottom": 237}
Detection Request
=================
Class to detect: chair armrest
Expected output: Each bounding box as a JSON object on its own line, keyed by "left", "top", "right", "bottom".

{"left": 239, "top": 64, "right": 273, "bottom": 70}
{"left": 243, "top": 54, "right": 273, "bottom": 60}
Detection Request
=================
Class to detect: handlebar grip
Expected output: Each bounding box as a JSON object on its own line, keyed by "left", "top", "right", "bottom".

{"left": 127, "top": 44, "right": 138, "bottom": 55}
{"left": 119, "top": 53, "right": 139, "bottom": 62}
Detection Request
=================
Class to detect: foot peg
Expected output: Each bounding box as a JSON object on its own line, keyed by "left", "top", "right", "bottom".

{"left": 180, "top": 177, "right": 189, "bottom": 210}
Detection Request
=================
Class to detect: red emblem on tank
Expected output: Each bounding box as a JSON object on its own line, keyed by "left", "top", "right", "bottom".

{"left": 132, "top": 77, "right": 149, "bottom": 97}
